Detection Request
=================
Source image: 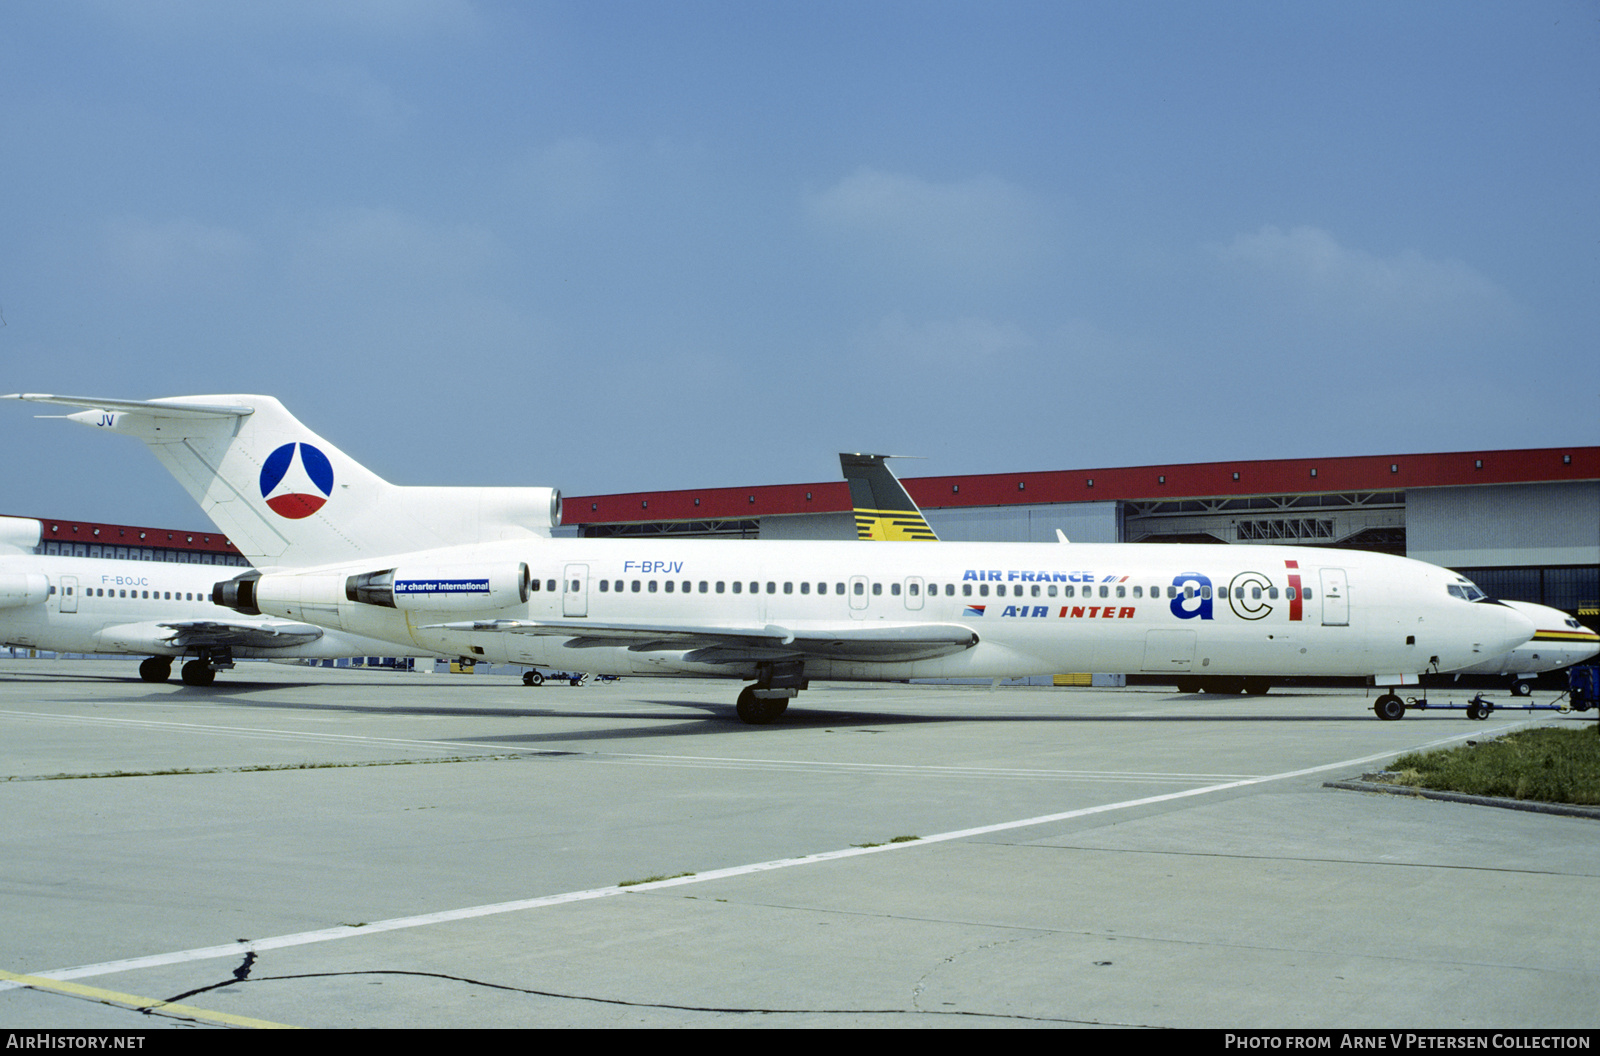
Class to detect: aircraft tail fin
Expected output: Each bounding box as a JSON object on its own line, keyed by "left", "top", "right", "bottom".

{"left": 839, "top": 453, "right": 938, "bottom": 541}
{"left": 6, "top": 394, "right": 561, "bottom": 569}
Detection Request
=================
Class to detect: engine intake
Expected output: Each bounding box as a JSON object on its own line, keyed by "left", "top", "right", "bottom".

{"left": 212, "top": 571, "right": 263, "bottom": 615}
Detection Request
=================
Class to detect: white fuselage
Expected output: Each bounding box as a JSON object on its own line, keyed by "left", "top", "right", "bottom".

{"left": 0, "top": 553, "right": 416, "bottom": 660}
{"left": 240, "top": 538, "right": 1536, "bottom": 683}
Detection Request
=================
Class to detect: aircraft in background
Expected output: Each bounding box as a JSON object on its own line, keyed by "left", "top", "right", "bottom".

{"left": 9, "top": 393, "right": 1536, "bottom": 723}
{"left": 840, "top": 453, "right": 939, "bottom": 541}
{"left": 1446, "top": 600, "right": 1598, "bottom": 695}
{"left": 0, "top": 514, "right": 435, "bottom": 685}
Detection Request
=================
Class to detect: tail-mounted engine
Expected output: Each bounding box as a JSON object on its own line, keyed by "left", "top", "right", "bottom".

{"left": 345, "top": 563, "right": 530, "bottom": 612}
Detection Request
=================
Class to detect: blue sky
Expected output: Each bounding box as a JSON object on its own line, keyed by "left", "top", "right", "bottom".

{"left": 3, "top": 1, "right": 1597, "bottom": 530}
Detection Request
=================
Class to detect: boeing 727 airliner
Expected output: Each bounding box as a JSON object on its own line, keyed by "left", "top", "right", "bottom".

{"left": 7, "top": 394, "right": 1537, "bottom": 723}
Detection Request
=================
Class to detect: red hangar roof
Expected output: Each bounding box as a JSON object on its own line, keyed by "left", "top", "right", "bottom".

{"left": 563, "top": 447, "right": 1600, "bottom": 527}
{"left": 24, "top": 517, "right": 243, "bottom": 557}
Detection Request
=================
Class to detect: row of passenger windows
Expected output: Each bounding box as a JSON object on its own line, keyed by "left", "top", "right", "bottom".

{"left": 77, "top": 588, "right": 205, "bottom": 600}
{"left": 552, "top": 579, "right": 1313, "bottom": 601}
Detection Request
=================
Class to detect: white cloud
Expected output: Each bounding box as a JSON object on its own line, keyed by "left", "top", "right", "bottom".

{"left": 282, "top": 62, "right": 408, "bottom": 130}
{"left": 1216, "top": 225, "right": 1515, "bottom": 328}
{"left": 808, "top": 168, "right": 1048, "bottom": 281}
{"left": 291, "top": 207, "right": 500, "bottom": 288}
{"left": 856, "top": 312, "right": 1035, "bottom": 371}
{"left": 101, "top": 216, "right": 253, "bottom": 290}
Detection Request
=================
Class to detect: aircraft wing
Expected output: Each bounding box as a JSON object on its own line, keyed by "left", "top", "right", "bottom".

{"left": 159, "top": 620, "right": 326, "bottom": 650}
{"left": 422, "top": 618, "right": 979, "bottom": 664}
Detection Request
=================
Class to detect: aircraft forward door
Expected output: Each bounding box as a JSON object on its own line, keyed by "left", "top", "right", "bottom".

{"left": 59, "top": 575, "right": 78, "bottom": 614}
{"left": 562, "top": 564, "right": 589, "bottom": 617}
{"left": 1320, "top": 568, "right": 1349, "bottom": 626}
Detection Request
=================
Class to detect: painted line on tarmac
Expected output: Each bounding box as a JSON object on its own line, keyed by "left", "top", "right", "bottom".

{"left": 0, "top": 967, "right": 296, "bottom": 1029}
{"left": 2, "top": 727, "right": 1503, "bottom": 995}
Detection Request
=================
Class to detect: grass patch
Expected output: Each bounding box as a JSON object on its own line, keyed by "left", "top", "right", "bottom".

{"left": 618, "top": 872, "right": 694, "bottom": 887}
{"left": 1386, "top": 727, "right": 1600, "bottom": 805}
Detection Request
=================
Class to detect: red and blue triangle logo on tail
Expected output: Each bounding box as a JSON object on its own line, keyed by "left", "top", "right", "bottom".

{"left": 259, "top": 443, "right": 334, "bottom": 519}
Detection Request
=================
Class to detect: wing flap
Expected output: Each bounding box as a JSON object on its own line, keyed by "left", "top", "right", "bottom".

{"left": 421, "top": 618, "right": 979, "bottom": 663}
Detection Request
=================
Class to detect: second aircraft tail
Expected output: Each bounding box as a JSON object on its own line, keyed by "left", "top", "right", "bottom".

{"left": 839, "top": 453, "right": 938, "bottom": 541}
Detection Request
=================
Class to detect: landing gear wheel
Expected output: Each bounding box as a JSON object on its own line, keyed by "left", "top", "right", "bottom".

{"left": 1373, "top": 694, "right": 1405, "bottom": 721}
{"left": 180, "top": 660, "right": 216, "bottom": 687}
{"left": 1510, "top": 679, "right": 1533, "bottom": 697}
{"left": 522, "top": 670, "right": 544, "bottom": 686}
{"left": 1243, "top": 678, "right": 1271, "bottom": 696}
{"left": 736, "top": 685, "right": 788, "bottom": 725}
{"left": 139, "top": 657, "right": 172, "bottom": 683}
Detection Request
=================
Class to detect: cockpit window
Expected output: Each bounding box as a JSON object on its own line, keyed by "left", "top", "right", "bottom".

{"left": 1448, "top": 579, "right": 1488, "bottom": 603}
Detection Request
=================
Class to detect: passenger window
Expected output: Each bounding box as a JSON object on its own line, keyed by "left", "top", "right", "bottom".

{"left": 733, "top": 582, "right": 742, "bottom": 593}
{"left": 1252, "top": 587, "right": 1262, "bottom": 600}
{"left": 890, "top": 583, "right": 901, "bottom": 596}
{"left": 979, "top": 584, "right": 989, "bottom": 597}
{"left": 1100, "top": 586, "right": 1110, "bottom": 598}
{"left": 649, "top": 581, "right": 658, "bottom": 592}
{"left": 1303, "top": 588, "right": 1312, "bottom": 600}
{"left": 1286, "top": 587, "right": 1296, "bottom": 601}
{"left": 784, "top": 582, "right": 793, "bottom": 594}
{"left": 1064, "top": 585, "right": 1075, "bottom": 598}
{"left": 1031, "top": 585, "right": 1040, "bottom": 597}
{"left": 1048, "top": 585, "right": 1058, "bottom": 597}
{"left": 599, "top": 580, "right": 608, "bottom": 592}
{"left": 1133, "top": 586, "right": 1142, "bottom": 598}
{"left": 716, "top": 582, "right": 725, "bottom": 593}
{"left": 665, "top": 581, "right": 674, "bottom": 593}
{"left": 631, "top": 580, "right": 641, "bottom": 592}
{"left": 853, "top": 582, "right": 864, "bottom": 595}
{"left": 909, "top": 582, "right": 919, "bottom": 596}
{"left": 1116, "top": 586, "right": 1126, "bottom": 598}
{"left": 1268, "top": 588, "right": 1278, "bottom": 599}
{"left": 800, "top": 582, "right": 810, "bottom": 595}
{"left": 872, "top": 583, "right": 882, "bottom": 595}
{"left": 963, "top": 584, "right": 972, "bottom": 596}
{"left": 819, "top": 583, "right": 828, "bottom": 595}
{"left": 767, "top": 582, "right": 776, "bottom": 594}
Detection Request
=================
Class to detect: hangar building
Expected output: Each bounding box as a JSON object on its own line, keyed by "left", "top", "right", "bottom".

{"left": 563, "top": 446, "right": 1600, "bottom": 621}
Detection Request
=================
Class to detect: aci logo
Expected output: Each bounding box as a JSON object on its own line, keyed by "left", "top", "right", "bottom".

{"left": 260, "top": 443, "right": 334, "bottom": 519}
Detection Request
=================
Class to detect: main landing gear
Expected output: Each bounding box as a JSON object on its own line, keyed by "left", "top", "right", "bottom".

{"left": 140, "top": 651, "right": 232, "bottom": 687}
{"left": 735, "top": 660, "right": 807, "bottom": 725}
